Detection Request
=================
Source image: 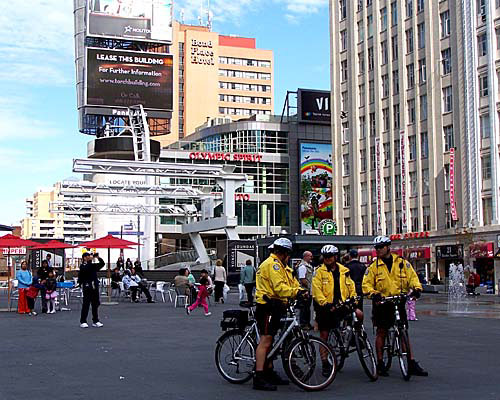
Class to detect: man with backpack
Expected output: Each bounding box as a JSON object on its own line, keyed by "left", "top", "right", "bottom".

{"left": 240, "top": 259, "right": 256, "bottom": 303}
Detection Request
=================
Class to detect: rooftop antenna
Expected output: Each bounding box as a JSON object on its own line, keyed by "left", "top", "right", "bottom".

{"left": 180, "top": 8, "right": 185, "bottom": 24}
{"left": 198, "top": 0, "right": 203, "bottom": 26}
{"left": 207, "top": 0, "right": 212, "bottom": 30}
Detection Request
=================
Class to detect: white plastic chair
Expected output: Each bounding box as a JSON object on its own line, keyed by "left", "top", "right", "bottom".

{"left": 164, "top": 282, "right": 175, "bottom": 302}
{"left": 154, "top": 281, "right": 166, "bottom": 302}
{"left": 174, "top": 287, "right": 189, "bottom": 308}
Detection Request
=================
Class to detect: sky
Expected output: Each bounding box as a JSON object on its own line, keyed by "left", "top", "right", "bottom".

{"left": 0, "top": 0, "right": 330, "bottom": 227}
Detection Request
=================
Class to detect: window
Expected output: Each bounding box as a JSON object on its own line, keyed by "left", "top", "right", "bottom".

{"left": 343, "top": 185, "right": 351, "bottom": 207}
{"left": 341, "top": 91, "right": 348, "bottom": 111}
{"left": 407, "top": 99, "right": 416, "bottom": 124}
{"left": 422, "top": 168, "right": 430, "bottom": 195}
{"left": 384, "top": 177, "right": 392, "bottom": 200}
{"left": 381, "top": 7, "right": 388, "bottom": 30}
{"left": 367, "top": 0, "right": 372, "bottom": 6}
{"left": 406, "top": 0, "right": 413, "bottom": 18}
{"left": 411, "top": 207, "right": 419, "bottom": 231}
{"left": 497, "top": 28, "right": 500, "bottom": 50}
{"left": 482, "top": 155, "right": 492, "bottom": 180}
{"left": 369, "top": 112, "right": 376, "bottom": 136}
{"left": 410, "top": 172, "right": 418, "bottom": 197}
{"left": 369, "top": 80, "right": 375, "bottom": 104}
{"left": 393, "top": 70, "right": 399, "bottom": 94}
{"left": 417, "top": 0, "right": 424, "bottom": 13}
{"left": 361, "top": 182, "right": 368, "bottom": 204}
{"left": 383, "top": 107, "right": 390, "bottom": 131}
{"left": 367, "top": 14, "right": 374, "bottom": 38}
{"left": 372, "top": 213, "right": 378, "bottom": 235}
{"left": 382, "top": 74, "right": 389, "bottom": 98}
{"left": 340, "top": 0, "right": 347, "bottom": 19}
{"left": 358, "top": 0, "right": 363, "bottom": 11}
{"left": 358, "top": 21, "right": 365, "bottom": 42}
{"left": 479, "top": 74, "right": 489, "bottom": 97}
{"left": 359, "top": 116, "right": 366, "bottom": 138}
{"left": 392, "top": 35, "right": 399, "bottom": 60}
{"left": 417, "top": 22, "right": 425, "bottom": 49}
{"left": 443, "top": 86, "right": 453, "bottom": 113}
{"left": 420, "top": 132, "right": 428, "bottom": 158}
{"left": 444, "top": 125, "right": 454, "bottom": 151}
{"left": 371, "top": 179, "right": 377, "bottom": 202}
{"left": 444, "top": 164, "right": 450, "bottom": 190}
{"left": 385, "top": 211, "right": 393, "bottom": 235}
{"left": 344, "top": 218, "right": 351, "bottom": 235}
{"left": 341, "top": 60, "right": 348, "bottom": 82}
{"left": 396, "top": 211, "right": 403, "bottom": 235}
{"left": 406, "top": 28, "right": 414, "bottom": 53}
{"left": 480, "top": 114, "right": 491, "bottom": 138}
{"left": 368, "top": 47, "right": 374, "bottom": 70}
{"left": 407, "top": 63, "right": 415, "bottom": 88}
{"left": 342, "top": 121, "right": 350, "bottom": 142}
{"left": 483, "top": 198, "right": 493, "bottom": 226}
{"left": 370, "top": 146, "right": 376, "bottom": 170}
{"left": 394, "top": 139, "right": 401, "bottom": 164}
{"left": 418, "top": 58, "right": 427, "bottom": 84}
{"left": 359, "top": 84, "right": 365, "bottom": 107}
{"left": 362, "top": 216, "right": 369, "bottom": 235}
{"left": 478, "top": 33, "right": 487, "bottom": 57}
{"left": 340, "top": 30, "right": 348, "bottom": 51}
{"left": 409, "top": 135, "right": 417, "bottom": 160}
{"left": 360, "top": 149, "right": 367, "bottom": 172}
{"left": 381, "top": 41, "right": 388, "bottom": 65}
{"left": 358, "top": 52, "right": 365, "bottom": 73}
{"left": 420, "top": 94, "right": 427, "bottom": 121}
{"left": 423, "top": 206, "right": 431, "bottom": 230}
{"left": 343, "top": 154, "right": 350, "bottom": 176}
{"left": 384, "top": 143, "right": 391, "bottom": 167}
{"left": 391, "top": 2, "right": 398, "bottom": 26}
{"left": 395, "top": 174, "right": 402, "bottom": 199}
{"left": 442, "top": 48, "right": 452, "bottom": 75}
{"left": 394, "top": 104, "right": 400, "bottom": 129}
{"left": 441, "top": 11, "right": 450, "bottom": 38}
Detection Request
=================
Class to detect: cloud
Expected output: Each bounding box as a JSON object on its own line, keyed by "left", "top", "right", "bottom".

{"left": 278, "top": 0, "right": 328, "bottom": 14}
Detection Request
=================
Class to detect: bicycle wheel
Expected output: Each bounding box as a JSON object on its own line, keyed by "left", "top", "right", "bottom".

{"left": 396, "top": 329, "right": 411, "bottom": 381}
{"left": 354, "top": 329, "right": 378, "bottom": 381}
{"left": 380, "top": 332, "right": 393, "bottom": 372}
{"left": 327, "top": 330, "right": 346, "bottom": 371}
{"left": 215, "top": 330, "right": 256, "bottom": 384}
{"left": 285, "top": 336, "right": 337, "bottom": 392}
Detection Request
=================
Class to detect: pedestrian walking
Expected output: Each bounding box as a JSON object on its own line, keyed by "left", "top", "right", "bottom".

{"left": 186, "top": 277, "right": 212, "bottom": 316}
{"left": 78, "top": 252, "right": 105, "bottom": 328}
{"left": 240, "top": 259, "right": 256, "bottom": 303}
{"left": 345, "top": 249, "right": 366, "bottom": 308}
{"left": 296, "top": 251, "right": 314, "bottom": 329}
{"left": 213, "top": 259, "right": 227, "bottom": 303}
{"left": 16, "top": 260, "right": 32, "bottom": 314}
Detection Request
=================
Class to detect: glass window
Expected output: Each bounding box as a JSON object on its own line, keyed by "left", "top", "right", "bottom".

{"left": 370, "top": 146, "right": 376, "bottom": 170}
{"left": 407, "top": 63, "right": 415, "bottom": 88}
{"left": 391, "top": 2, "right": 398, "bottom": 26}
{"left": 359, "top": 84, "right": 365, "bottom": 107}
{"left": 361, "top": 182, "right": 368, "bottom": 204}
{"left": 340, "top": 0, "right": 347, "bottom": 19}
{"left": 418, "top": 58, "right": 427, "bottom": 84}
{"left": 341, "top": 60, "right": 348, "bottom": 81}
{"left": 344, "top": 218, "right": 351, "bottom": 235}
{"left": 483, "top": 198, "right": 492, "bottom": 225}
{"left": 358, "top": 52, "right": 365, "bottom": 73}
{"left": 368, "top": 47, "right": 374, "bottom": 70}
{"left": 417, "top": 0, "right": 424, "bottom": 12}
{"left": 385, "top": 211, "right": 393, "bottom": 235}
{"left": 479, "top": 74, "right": 489, "bottom": 97}
{"left": 380, "top": 7, "right": 387, "bottom": 30}
{"left": 358, "top": 21, "right": 365, "bottom": 42}
{"left": 482, "top": 155, "right": 492, "bottom": 180}
{"left": 360, "top": 149, "right": 367, "bottom": 172}
{"left": 409, "top": 135, "right": 417, "bottom": 160}
{"left": 394, "top": 139, "right": 401, "bottom": 164}
{"left": 420, "top": 132, "right": 428, "bottom": 158}
{"left": 395, "top": 174, "right": 402, "bottom": 199}
{"left": 343, "top": 185, "right": 351, "bottom": 207}
{"left": 442, "top": 48, "right": 452, "bottom": 75}
{"left": 407, "top": 98, "right": 416, "bottom": 124}
{"left": 393, "top": 104, "right": 400, "bottom": 129}
{"left": 340, "top": 30, "right": 347, "bottom": 51}
{"left": 393, "top": 70, "right": 399, "bottom": 94}
{"left": 422, "top": 169, "right": 430, "bottom": 195}
{"left": 480, "top": 114, "right": 491, "bottom": 138}
{"left": 384, "top": 177, "right": 392, "bottom": 200}
{"left": 444, "top": 125, "right": 454, "bottom": 151}
{"left": 423, "top": 206, "right": 431, "bottom": 230}
{"left": 406, "top": 0, "right": 413, "bottom": 18}
{"left": 410, "top": 171, "right": 418, "bottom": 196}
{"left": 371, "top": 179, "right": 377, "bottom": 203}
{"left": 384, "top": 143, "right": 391, "bottom": 167}
{"left": 406, "top": 28, "right": 414, "bottom": 53}
{"left": 411, "top": 207, "right": 419, "bottom": 231}
{"left": 417, "top": 22, "right": 425, "bottom": 49}
{"left": 441, "top": 11, "right": 450, "bottom": 38}
{"left": 443, "top": 86, "right": 453, "bottom": 113}
{"left": 369, "top": 112, "right": 376, "bottom": 136}
{"left": 381, "top": 41, "right": 388, "bottom": 65}
{"left": 359, "top": 116, "right": 366, "bottom": 138}
{"left": 383, "top": 107, "right": 390, "bottom": 131}
{"left": 420, "top": 94, "right": 427, "bottom": 121}
{"left": 392, "top": 35, "right": 399, "bottom": 61}
{"left": 382, "top": 74, "right": 389, "bottom": 98}
{"left": 367, "top": 14, "right": 374, "bottom": 37}
{"left": 343, "top": 154, "right": 350, "bottom": 176}
{"left": 478, "top": 33, "right": 487, "bottom": 57}
{"left": 369, "top": 80, "right": 375, "bottom": 104}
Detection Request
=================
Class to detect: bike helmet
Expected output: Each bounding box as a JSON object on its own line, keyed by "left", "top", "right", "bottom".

{"left": 272, "top": 237, "right": 293, "bottom": 251}
{"left": 321, "top": 244, "right": 339, "bottom": 256}
{"left": 373, "top": 235, "right": 391, "bottom": 248}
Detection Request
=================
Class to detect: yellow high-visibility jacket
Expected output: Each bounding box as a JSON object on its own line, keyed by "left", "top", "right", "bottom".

{"left": 312, "top": 263, "right": 357, "bottom": 306}
{"left": 362, "top": 253, "right": 422, "bottom": 298}
{"left": 255, "top": 254, "right": 300, "bottom": 305}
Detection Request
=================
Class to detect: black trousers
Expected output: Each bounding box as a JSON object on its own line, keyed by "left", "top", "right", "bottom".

{"left": 40, "top": 288, "right": 47, "bottom": 312}
{"left": 80, "top": 287, "right": 100, "bottom": 324}
{"left": 244, "top": 283, "right": 255, "bottom": 303}
{"left": 214, "top": 281, "right": 224, "bottom": 302}
{"left": 27, "top": 296, "right": 36, "bottom": 311}
{"left": 131, "top": 284, "right": 152, "bottom": 302}
{"left": 299, "top": 296, "right": 312, "bottom": 326}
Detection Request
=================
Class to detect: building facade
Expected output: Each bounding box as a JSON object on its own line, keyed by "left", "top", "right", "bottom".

{"left": 330, "top": 0, "right": 500, "bottom": 292}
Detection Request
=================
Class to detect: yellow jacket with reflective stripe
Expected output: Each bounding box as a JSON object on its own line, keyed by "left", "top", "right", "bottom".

{"left": 362, "top": 254, "right": 422, "bottom": 297}
{"left": 255, "top": 254, "right": 301, "bottom": 305}
{"left": 312, "top": 263, "right": 357, "bottom": 306}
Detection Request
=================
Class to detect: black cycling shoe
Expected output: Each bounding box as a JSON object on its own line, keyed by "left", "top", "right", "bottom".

{"left": 253, "top": 373, "right": 277, "bottom": 391}
{"left": 377, "top": 361, "right": 389, "bottom": 377}
{"left": 408, "top": 360, "right": 429, "bottom": 376}
{"left": 266, "top": 370, "right": 289, "bottom": 385}
{"left": 322, "top": 361, "right": 333, "bottom": 378}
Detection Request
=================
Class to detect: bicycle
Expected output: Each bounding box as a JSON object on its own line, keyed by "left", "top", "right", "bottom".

{"left": 215, "top": 300, "right": 338, "bottom": 391}
{"left": 326, "top": 297, "right": 378, "bottom": 381}
{"left": 377, "top": 294, "right": 412, "bottom": 381}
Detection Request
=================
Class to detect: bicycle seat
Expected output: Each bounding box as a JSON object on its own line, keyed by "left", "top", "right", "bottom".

{"left": 239, "top": 301, "right": 256, "bottom": 308}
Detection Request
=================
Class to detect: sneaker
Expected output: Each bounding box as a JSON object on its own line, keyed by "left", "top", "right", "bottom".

{"left": 322, "top": 360, "right": 333, "bottom": 378}
{"left": 186, "top": 308, "right": 191, "bottom": 315}
{"left": 377, "top": 361, "right": 389, "bottom": 377}
{"left": 205, "top": 312, "right": 212, "bottom": 317}
{"left": 92, "top": 322, "right": 104, "bottom": 328}
{"left": 408, "top": 360, "right": 428, "bottom": 376}
{"left": 31, "top": 311, "right": 37, "bottom": 316}
{"left": 50, "top": 310, "right": 56, "bottom": 314}
{"left": 266, "top": 370, "right": 289, "bottom": 386}
{"left": 147, "top": 300, "right": 156, "bottom": 303}
{"left": 253, "top": 373, "right": 277, "bottom": 391}
{"left": 80, "top": 323, "right": 89, "bottom": 328}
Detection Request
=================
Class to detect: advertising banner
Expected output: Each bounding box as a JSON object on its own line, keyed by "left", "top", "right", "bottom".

{"left": 86, "top": 48, "right": 173, "bottom": 111}
{"left": 400, "top": 130, "right": 408, "bottom": 232}
{"left": 87, "top": 0, "right": 173, "bottom": 43}
{"left": 375, "top": 137, "right": 382, "bottom": 233}
{"left": 449, "top": 148, "right": 458, "bottom": 221}
{"left": 228, "top": 240, "right": 257, "bottom": 273}
{"left": 300, "top": 142, "right": 334, "bottom": 232}
{"left": 297, "top": 89, "right": 331, "bottom": 124}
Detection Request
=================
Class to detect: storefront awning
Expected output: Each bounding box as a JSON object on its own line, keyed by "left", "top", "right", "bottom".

{"left": 470, "top": 242, "right": 494, "bottom": 258}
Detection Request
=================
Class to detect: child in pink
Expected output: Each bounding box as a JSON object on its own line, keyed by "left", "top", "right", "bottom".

{"left": 186, "top": 277, "right": 212, "bottom": 316}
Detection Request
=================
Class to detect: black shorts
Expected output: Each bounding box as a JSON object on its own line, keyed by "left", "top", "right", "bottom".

{"left": 315, "top": 304, "right": 349, "bottom": 331}
{"left": 372, "top": 301, "right": 408, "bottom": 330}
{"left": 255, "top": 302, "right": 285, "bottom": 337}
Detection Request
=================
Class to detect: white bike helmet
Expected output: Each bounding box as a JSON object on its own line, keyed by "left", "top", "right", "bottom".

{"left": 273, "top": 237, "right": 293, "bottom": 251}
{"left": 373, "top": 235, "right": 391, "bottom": 247}
{"left": 321, "top": 244, "right": 339, "bottom": 256}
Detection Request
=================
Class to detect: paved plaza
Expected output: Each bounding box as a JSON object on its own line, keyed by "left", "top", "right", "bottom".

{"left": 0, "top": 293, "right": 499, "bottom": 400}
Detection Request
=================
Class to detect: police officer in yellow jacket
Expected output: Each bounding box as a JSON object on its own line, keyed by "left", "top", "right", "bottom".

{"left": 253, "top": 237, "right": 303, "bottom": 391}
{"left": 312, "top": 245, "right": 362, "bottom": 376}
{"left": 362, "top": 236, "right": 428, "bottom": 377}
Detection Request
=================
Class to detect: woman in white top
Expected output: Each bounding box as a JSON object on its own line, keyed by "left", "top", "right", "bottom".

{"left": 213, "top": 259, "right": 227, "bottom": 303}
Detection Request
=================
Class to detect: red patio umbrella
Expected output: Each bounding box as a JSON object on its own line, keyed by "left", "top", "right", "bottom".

{"left": 0, "top": 234, "right": 39, "bottom": 311}
{"left": 31, "top": 240, "right": 78, "bottom": 281}
{"left": 79, "top": 235, "right": 140, "bottom": 303}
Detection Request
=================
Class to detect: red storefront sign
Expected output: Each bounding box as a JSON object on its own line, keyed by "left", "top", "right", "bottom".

{"left": 407, "top": 247, "right": 431, "bottom": 259}
{"left": 375, "top": 138, "right": 382, "bottom": 232}
{"left": 235, "top": 194, "right": 251, "bottom": 201}
{"left": 390, "top": 232, "right": 430, "bottom": 240}
{"left": 469, "top": 242, "right": 494, "bottom": 258}
{"left": 1, "top": 247, "right": 26, "bottom": 255}
{"left": 189, "top": 152, "right": 263, "bottom": 162}
{"left": 400, "top": 130, "right": 408, "bottom": 230}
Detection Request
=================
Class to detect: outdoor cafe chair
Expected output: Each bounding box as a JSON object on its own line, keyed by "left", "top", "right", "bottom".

{"left": 174, "top": 286, "right": 189, "bottom": 308}
{"left": 8, "top": 279, "right": 19, "bottom": 312}
{"left": 153, "top": 281, "right": 166, "bottom": 302}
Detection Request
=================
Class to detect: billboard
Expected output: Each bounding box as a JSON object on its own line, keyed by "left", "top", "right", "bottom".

{"left": 87, "top": 0, "right": 173, "bottom": 43}
{"left": 298, "top": 89, "right": 331, "bottom": 124}
{"left": 300, "top": 142, "right": 334, "bottom": 232}
{"left": 85, "top": 48, "right": 173, "bottom": 111}
{"left": 228, "top": 241, "right": 257, "bottom": 273}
